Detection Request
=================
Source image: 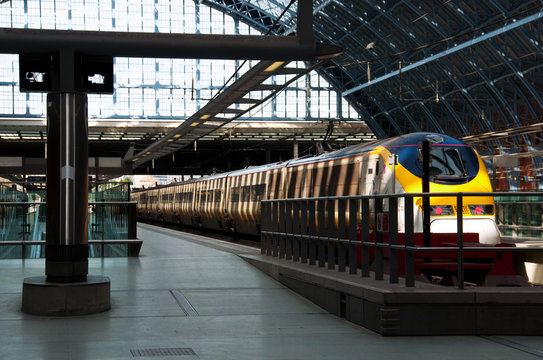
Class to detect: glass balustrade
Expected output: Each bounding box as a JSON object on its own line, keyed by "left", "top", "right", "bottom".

{"left": 495, "top": 194, "right": 543, "bottom": 241}
{"left": 0, "top": 182, "right": 137, "bottom": 259}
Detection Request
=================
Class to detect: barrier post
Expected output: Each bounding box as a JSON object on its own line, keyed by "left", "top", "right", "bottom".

{"left": 285, "top": 201, "right": 292, "bottom": 260}
{"left": 348, "top": 198, "right": 358, "bottom": 275}
{"left": 265, "top": 202, "right": 273, "bottom": 256}
{"left": 420, "top": 140, "right": 431, "bottom": 248}
{"left": 389, "top": 196, "right": 398, "bottom": 283}
{"left": 308, "top": 200, "right": 316, "bottom": 265}
{"left": 361, "top": 197, "right": 370, "bottom": 278}
{"left": 457, "top": 194, "right": 464, "bottom": 290}
{"left": 337, "top": 198, "right": 346, "bottom": 272}
{"left": 279, "top": 201, "right": 286, "bottom": 259}
{"left": 272, "top": 201, "right": 279, "bottom": 257}
{"left": 404, "top": 195, "right": 415, "bottom": 287}
{"left": 292, "top": 201, "right": 300, "bottom": 262}
{"left": 317, "top": 200, "right": 326, "bottom": 267}
{"left": 327, "top": 199, "right": 336, "bottom": 270}
{"left": 300, "top": 200, "right": 308, "bottom": 263}
{"left": 260, "top": 201, "right": 268, "bottom": 255}
{"left": 374, "top": 197, "right": 384, "bottom": 280}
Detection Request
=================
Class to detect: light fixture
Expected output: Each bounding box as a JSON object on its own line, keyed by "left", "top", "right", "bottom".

{"left": 365, "top": 41, "right": 376, "bottom": 50}
{"left": 199, "top": 114, "right": 211, "bottom": 120}
{"left": 190, "top": 122, "right": 199, "bottom": 127}
{"left": 264, "top": 61, "right": 285, "bottom": 72}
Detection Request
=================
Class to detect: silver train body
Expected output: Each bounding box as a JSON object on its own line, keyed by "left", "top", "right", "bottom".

{"left": 132, "top": 133, "right": 500, "bottom": 244}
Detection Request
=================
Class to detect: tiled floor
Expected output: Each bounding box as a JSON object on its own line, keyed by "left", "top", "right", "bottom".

{"left": 0, "top": 222, "right": 542, "bottom": 359}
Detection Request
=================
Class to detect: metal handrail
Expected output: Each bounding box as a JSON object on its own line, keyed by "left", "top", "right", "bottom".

{"left": 0, "top": 239, "right": 142, "bottom": 259}
{"left": 260, "top": 191, "right": 543, "bottom": 290}
{"left": 261, "top": 191, "right": 543, "bottom": 202}
{"left": 0, "top": 201, "right": 137, "bottom": 205}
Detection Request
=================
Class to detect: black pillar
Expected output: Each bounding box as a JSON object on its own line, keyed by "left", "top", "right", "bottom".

{"left": 420, "top": 140, "right": 431, "bottom": 247}
{"left": 46, "top": 92, "right": 89, "bottom": 283}
{"left": 21, "top": 50, "right": 111, "bottom": 315}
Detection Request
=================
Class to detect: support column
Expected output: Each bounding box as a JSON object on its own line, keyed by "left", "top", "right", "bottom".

{"left": 420, "top": 140, "right": 431, "bottom": 248}
{"left": 21, "top": 50, "right": 111, "bottom": 316}
{"left": 45, "top": 92, "right": 89, "bottom": 282}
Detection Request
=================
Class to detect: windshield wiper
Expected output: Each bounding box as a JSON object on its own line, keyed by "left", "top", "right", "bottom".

{"left": 433, "top": 174, "right": 467, "bottom": 183}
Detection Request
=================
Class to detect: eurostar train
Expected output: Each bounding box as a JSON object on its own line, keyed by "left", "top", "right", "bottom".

{"left": 132, "top": 132, "right": 500, "bottom": 245}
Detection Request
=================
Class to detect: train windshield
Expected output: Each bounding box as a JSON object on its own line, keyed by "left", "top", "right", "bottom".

{"left": 429, "top": 147, "right": 467, "bottom": 181}
{"left": 390, "top": 143, "right": 480, "bottom": 183}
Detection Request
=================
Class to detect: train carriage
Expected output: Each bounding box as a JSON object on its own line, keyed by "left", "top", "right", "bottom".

{"left": 131, "top": 132, "right": 500, "bottom": 245}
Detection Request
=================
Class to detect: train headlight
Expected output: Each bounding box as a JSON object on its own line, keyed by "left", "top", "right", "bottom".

{"left": 430, "top": 205, "right": 454, "bottom": 216}
{"left": 469, "top": 205, "right": 494, "bottom": 215}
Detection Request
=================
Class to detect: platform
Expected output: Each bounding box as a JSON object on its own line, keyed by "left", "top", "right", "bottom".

{"left": 242, "top": 253, "right": 543, "bottom": 336}
{"left": 0, "top": 223, "right": 542, "bottom": 359}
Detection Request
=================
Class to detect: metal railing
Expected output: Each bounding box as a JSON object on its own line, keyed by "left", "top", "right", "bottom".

{"left": 495, "top": 193, "right": 543, "bottom": 241}
{"left": 260, "top": 192, "right": 542, "bottom": 289}
{"left": 0, "top": 201, "right": 138, "bottom": 258}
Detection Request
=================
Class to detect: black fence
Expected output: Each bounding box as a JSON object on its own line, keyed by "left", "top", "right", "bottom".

{"left": 260, "top": 192, "right": 542, "bottom": 289}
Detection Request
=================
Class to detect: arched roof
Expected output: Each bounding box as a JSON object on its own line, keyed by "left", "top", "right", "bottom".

{"left": 204, "top": 0, "right": 543, "bottom": 163}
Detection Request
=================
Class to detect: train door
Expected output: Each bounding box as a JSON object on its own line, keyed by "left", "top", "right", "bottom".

{"left": 361, "top": 155, "right": 382, "bottom": 230}
{"left": 223, "top": 175, "right": 235, "bottom": 231}
{"left": 173, "top": 184, "right": 180, "bottom": 222}
{"left": 298, "top": 165, "right": 309, "bottom": 198}
{"left": 213, "top": 177, "right": 224, "bottom": 230}
{"left": 285, "top": 166, "right": 297, "bottom": 198}
{"left": 268, "top": 169, "right": 281, "bottom": 200}
{"left": 344, "top": 158, "right": 361, "bottom": 196}
{"left": 360, "top": 157, "right": 375, "bottom": 195}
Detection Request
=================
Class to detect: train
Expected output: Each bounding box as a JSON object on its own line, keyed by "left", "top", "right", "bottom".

{"left": 132, "top": 132, "right": 500, "bottom": 246}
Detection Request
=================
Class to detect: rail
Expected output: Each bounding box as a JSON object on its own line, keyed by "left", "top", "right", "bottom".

{"left": 0, "top": 201, "right": 138, "bottom": 258}
{"left": 0, "top": 239, "right": 142, "bottom": 258}
{"left": 260, "top": 191, "right": 543, "bottom": 290}
{"left": 495, "top": 194, "right": 543, "bottom": 240}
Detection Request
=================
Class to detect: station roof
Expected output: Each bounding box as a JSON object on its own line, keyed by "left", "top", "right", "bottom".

{"left": 0, "top": 0, "right": 542, "bottom": 177}
{"left": 204, "top": 0, "right": 543, "bottom": 164}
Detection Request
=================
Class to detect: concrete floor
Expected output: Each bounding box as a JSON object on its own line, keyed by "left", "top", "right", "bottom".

{"left": 1, "top": 222, "right": 543, "bottom": 359}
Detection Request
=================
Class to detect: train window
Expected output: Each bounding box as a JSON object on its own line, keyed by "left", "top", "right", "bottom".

{"left": 241, "top": 186, "right": 251, "bottom": 202}
{"left": 252, "top": 184, "right": 266, "bottom": 202}
{"left": 231, "top": 187, "right": 240, "bottom": 202}
{"left": 175, "top": 193, "right": 181, "bottom": 201}
{"left": 200, "top": 190, "right": 212, "bottom": 202}
{"left": 162, "top": 194, "right": 169, "bottom": 202}
{"left": 214, "top": 190, "right": 222, "bottom": 203}
{"left": 429, "top": 147, "right": 467, "bottom": 178}
{"left": 389, "top": 141, "right": 479, "bottom": 183}
{"left": 169, "top": 194, "right": 173, "bottom": 201}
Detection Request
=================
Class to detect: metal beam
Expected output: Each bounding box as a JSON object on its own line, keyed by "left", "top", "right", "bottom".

{"left": 0, "top": 28, "right": 342, "bottom": 61}
{"left": 343, "top": 10, "right": 543, "bottom": 96}
{"left": 128, "top": 59, "right": 326, "bottom": 168}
